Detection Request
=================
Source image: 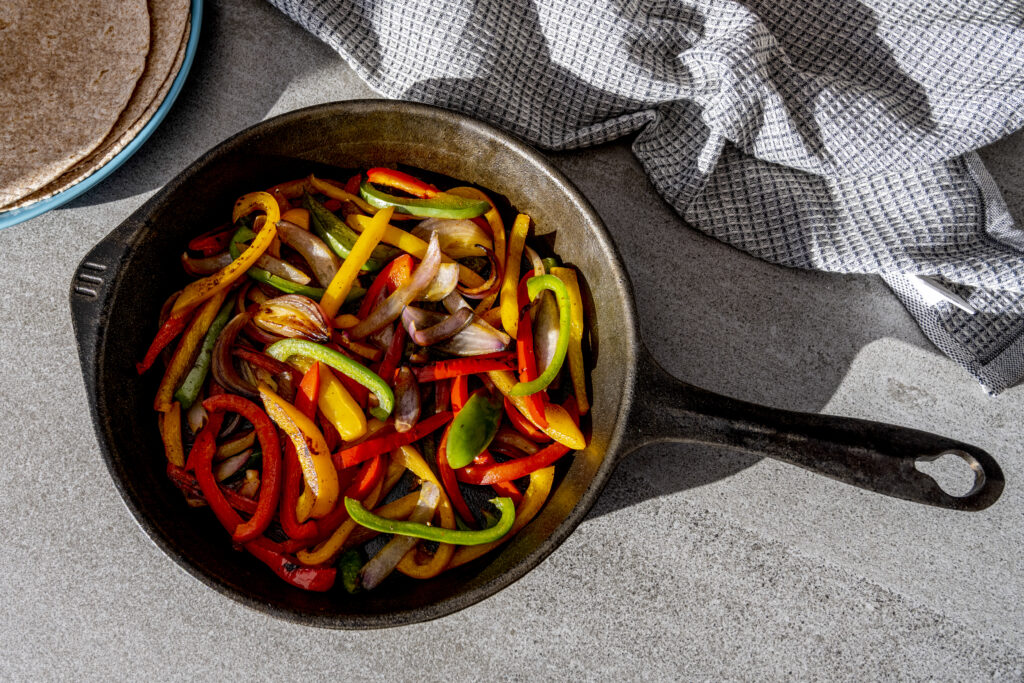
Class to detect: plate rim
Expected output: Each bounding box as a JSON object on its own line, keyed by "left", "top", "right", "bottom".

{"left": 0, "top": 0, "right": 204, "bottom": 230}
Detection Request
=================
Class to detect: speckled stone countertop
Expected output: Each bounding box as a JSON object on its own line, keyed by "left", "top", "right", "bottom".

{"left": 1, "top": 0, "right": 1021, "bottom": 678}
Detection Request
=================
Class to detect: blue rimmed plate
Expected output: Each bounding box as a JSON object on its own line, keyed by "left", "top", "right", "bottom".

{"left": 0, "top": 0, "right": 203, "bottom": 230}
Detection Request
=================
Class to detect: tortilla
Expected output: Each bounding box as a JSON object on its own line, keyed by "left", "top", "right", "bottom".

{"left": 3, "top": 2, "right": 190, "bottom": 210}
{"left": 0, "top": 0, "right": 151, "bottom": 206}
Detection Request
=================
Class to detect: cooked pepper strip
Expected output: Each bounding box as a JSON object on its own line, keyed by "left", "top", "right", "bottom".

{"left": 188, "top": 225, "right": 234, "bottom": 255}
{"left": 266, "top": 339, "right": 392, "bottom": 421}
{"left": 459, "top": 439, "right": 572, "bottom": 485}
{"left": 258, "top": 384, "right": 337, "bottom": 521}
{"left": 159, "top": 402, "right": 185, "bottom": 467}
{"left": 503, "top": 397, "right": 551, "bottom": 443}
{"left": 155, "top": 290, "right": 229, "bottom": 412}
{"left": 203, "top": 393, "right": 283, "bottom": 543}
{"left": 414, "top": 355, "right": 516, "bottom": 383}
{"left": 358, "top": 254, "right": 413, "bottom": 319}
{"left": 376, "top": 323, "right": 407, "bottom": 387}
{"left": 174, "top": 297, "right": 234, "bottom": 409}
{"left": 320, "top": 206, "right": 392, "bottom": 318}
{"left": 437, "top": 425, "right": 476, "bottom": 526}
{"left": 500, "top": 214, "right": 530, "bottom": 339}
{"left": 449, "top": 466, "right": 554, "bottom": 567}
{"left": 510, "top": 275, "right": 570, "bottom": 397}
{"left": 296, "top": 471, "right": 386, "bottom": 566}
{"left": 286, "top": 356, "right": 367, "bottom": 440}
{"left": 360, "top": 180, "right": 489, "bottom": 219}
{"left": 451, "top": 374, "right": 470, "bottom": 412}
{"left": 551, "top": 266, "right": 589, "bottom": 415}
{"left": 245, "top": 541, "right": 336, "bottom": 592}
{"left": 280, "top": 208, "right": 309, "bottom": 230}
{"left": 488, "top": 370, "right": 585, "bottom": 449}
{"left": 171, "top": 192, "right": 279, "bottom": 318}
{"left": 189, "top": 411, "right": 237, "bottom": 531}
{"left": 345, "top": 495, "right": 514, "bottom": 545}
{"left": 304, "top": 193, "right": 396, "bottom": 272}
{"left": 280, "top": 364, "right": 321, "bottom": 541}
{"left": 513, "top": 304, "right": 549, "bottom": 426}
{"left": 446, "top": 392, "right": 502, "bottom": 469}
{"left": 334, "top": 411, "right": 453, "bottom": 469}
{"left": 136, "top": 310, "right": 191, "bottom": 375}
{"left": 365, "top": 167, "right": 439, "bottom": 198}
{"left": 391, "top": 445, "right": 456, "bottom": 578}
{"left": 229, "top": 226, "right": 325, "bottom": 299}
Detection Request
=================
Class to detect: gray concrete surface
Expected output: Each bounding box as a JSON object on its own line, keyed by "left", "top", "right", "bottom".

{"left": 1, "top": 0, "right": 1022, "bottom": 679}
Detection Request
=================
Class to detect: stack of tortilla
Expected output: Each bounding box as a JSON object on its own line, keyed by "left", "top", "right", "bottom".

{"left": 0, "top": 0, "right": 191, "bottom": 213}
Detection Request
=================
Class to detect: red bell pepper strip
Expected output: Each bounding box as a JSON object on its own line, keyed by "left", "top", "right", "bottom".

{"left": 300, "top": 466, "right": 359, "bottom": 547}
{"left": 202, "top": 393, "right": 282, "bottom": 544}
{"left": 414, "top": 355, "right": 516, "bottom": 383}
{"left": 136, "top": 311, "right": 191, "bottom": 374}
{"left": 366, "top": 167, "right": 439, "bottom": 198}
{"left": 333, "top": 411, "right": 453, "bottom": 469}
{"left": 358, "top": 254, "right": 414, "bottom": 320}
{"left": 188, "top": 225, "right": 234, "bottom": 256}
{"left": 473, "top": 451, "right": 523, "bottom": 505}
{"left": 514, "top": 307, "right": 549, "bottom": 427}
{"left": 437, "top": 425, "right": 476, "bottom": 526}
{"left": 343, "top": 174, "right": 361, "bottom": 195}
{"left": 323, "top": 199, "right": 342, "bottom": 212}
{"left": 280, "top": 364, "right": 321, "bottom": 542}
{"left": 190, "top": 411, "right": 242, "bottom": 533}
{"left": 451, "top": 375, "right": 470, "bottom": 413}
{"left": 166, "top": 462, "right": 260, "bottom": 516}
{"left": 244, "top": 541, "right": 336, "bottom": 592}
{"left": 376, "top": 322, "right": 407, "bottom": 386}
{"left": 434, "top": 378, "right": 452, "bottom": 414}
{"left": 503, "top": 396, "right": 551, "bottom": 443}
{"left": 346, "top": 453, "right": 386, "bottom": 500}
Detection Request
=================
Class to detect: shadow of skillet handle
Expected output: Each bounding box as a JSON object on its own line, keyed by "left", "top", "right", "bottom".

{"left": 621, "top": 344, "right": 1004, "bottom": 511}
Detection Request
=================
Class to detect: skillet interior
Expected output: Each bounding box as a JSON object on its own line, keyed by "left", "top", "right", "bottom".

{"left": 73, "top": 101, "right": 639, "bottom": 627}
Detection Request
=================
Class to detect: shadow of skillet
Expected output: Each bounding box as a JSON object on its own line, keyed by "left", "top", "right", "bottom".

{"left": 61, "top": 0, "right": 367, "bottom": 208}
{"left": 548, "top": 140, "right": 937, "bottom": 518}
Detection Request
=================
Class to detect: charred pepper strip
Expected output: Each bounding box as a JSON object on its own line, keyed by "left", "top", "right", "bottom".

{"left": 510, "top": 275, "right": 570, "bottom": 397}
{"left": 174, "top": 297, "right": 234, "bottom": 409}
{"left": 136, "top": 311, "right": 191, "bottom": 375}
{"left": 159, "top": 402, "right": 185, "bottom": 467}
{"left": 345, "top": 495, "right": 515, "bottom": 545}
{"left": 279, "top": 364, "right": 321, "bottom": 542}
{"left": 202, "top": 393, "right": 283, "bottom": 543}
{"left": 304, "top": 193, "right": 396, "bottom": 272}
{"left": 265, "top": 339, "right": 393, "bottom": 421}
{"left": 244, "top": 541, "right": 336, "bottom": 592}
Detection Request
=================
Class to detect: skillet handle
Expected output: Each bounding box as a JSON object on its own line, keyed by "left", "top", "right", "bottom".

{"left": 622, "top": 345, "right": 1003, "bottom": 511}
{"left": 69, "top": 212, "right": 145, "bottom": 384}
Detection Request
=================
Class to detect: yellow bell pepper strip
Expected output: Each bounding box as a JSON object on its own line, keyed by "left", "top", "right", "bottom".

{"left": 359, "top": 179, "right": 490, "bottom": 219}
{"left": 214, "top": 429, "right": 255, "bottom": 461}
{"left": 345, "top": 213, "right": 485, "bottom": 289}
{"left": 346, "top": 495, "right": 515, "bottom": 545}
{"left": 447, "top": 186, "right": 505, "bottom": 313}
{"left": 265, "top": 339, "right": 394, "bottom": 421}
{"left": 392, "top": 445, "right": 456, "bottom": 578}
{"left": 488, "top": 370, "right": 586, "bottom": 449}
{"left": 334, "top": 314, "right": 360, "bottom": 329}
{"left": 551, "top": 266, "right": 589, "bottom": 415}
{"left": 450, "top": 466, "right": 554, "bottom": 567}
{"left": 287, "top": 356, "right": 367, "bottom": 441}
{"left": 258, "top": 383, "right": 340, "bottom": 520}
{"left": 510, "top": 275, "right": 570, "bottom": 397}
{"left": 159, "top": 401, "right": 185, "bottom": 467}
{"left": 500, "top": 214, "right": 530, "bottom": 339}
{"left": 173, "top": 297, "right": 234, "bottom": 409}
{"left": 154, "top": 289, "right": 230, "bottom": 412}
{"left": 170, "top": 192, "right": 279, "bottom": 317}
{"left": 308, "top": 174, "right": 378, "bottom": 215}
{"left": 320, "top": 206, "right": 392, "bottom": 318}
{"left": 297, "top": 472, "right": 385, "bottom": 566}
{"left": 280, "top": 207, "right": 309, "bottom": 229}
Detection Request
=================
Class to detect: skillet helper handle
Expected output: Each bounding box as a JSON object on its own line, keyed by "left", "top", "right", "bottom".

{"left": 624, "top": 346, "right": 1003, "bottom": 511}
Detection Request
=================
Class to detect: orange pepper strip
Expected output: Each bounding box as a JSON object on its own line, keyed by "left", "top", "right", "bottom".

{"left": 281, "top": 208, "right": 310, "bottom": 230}
{"left": 319, "top": 206, "right": 392, "bottom": 318}
{"left": 159, "top": 402, "right": 185, "bottom": 467}
{"left": 488, "top": 370, "right": 586, "bottom": 449}
{"left": 499, "top": 214, "right": 530, "bottom": 339}
{"left": 392, "top": 445, "right": 456, "bottom": 579}
{"left": 154, "top": 290, "right": 228, "bottom": 412}
{"left": 449, "top": 466, "right": 555, "bottom": 568}
{"left": 171, "top": 192, "right": 280, "bottom": 318}
{"left": 259, "top": 384, "right": 339, "bottom": 519}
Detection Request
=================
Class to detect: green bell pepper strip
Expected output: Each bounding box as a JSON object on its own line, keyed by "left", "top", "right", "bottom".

{"left": 303, "top": 193, "right": 397, "bottom": 272}
{"left": 509, "top": 275, "right": 571, "bottom": 397}
{"left": 264, "top": 339, "right": 394, "bottom": 421}
{"left": 344, "top": 495, "right": 516, "bottom": 545}
{"left": 360, "top": 180, "right": 490, "bottom": 219}
{"left": 446, "top": 392, "right": 502, "bottom": 469}
{"left": 337, "top": 549, "right": 364, "bottom": 593}
{"left": 229, "top": 227, "right": 326, "bottom": 299}
{"left": 173, "top": 297, "right": 235, "bottom": 409}
{"left": 541, "top": 257, "right": 560, "bottom": 272}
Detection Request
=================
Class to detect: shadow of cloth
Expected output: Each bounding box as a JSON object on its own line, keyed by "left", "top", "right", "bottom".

{"left": 63, "top": 0, "right": 339, "bottom": 207}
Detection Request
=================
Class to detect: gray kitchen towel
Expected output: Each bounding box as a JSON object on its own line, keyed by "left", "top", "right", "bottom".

{"left": 268, "top": 0, "right": 1024, "bottom": 393}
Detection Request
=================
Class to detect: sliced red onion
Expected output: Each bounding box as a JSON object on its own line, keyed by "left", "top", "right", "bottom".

{"left": 407, "top": 307, "right": 474, "bottom": 346}
{"left": 524, "top": 245, "right": 545, "bottom": 278}
{"left": 186, "top": 401, "right": 208, "bottom": 435}
{"left": 255, "top": 252, "right": 312, "bottom": 285}
{"left": 181, "top": 251, "right": 232, "bottom": 276}
{"left": 403, "top": 306, "right": 510, "bottom": 356}
{"left": 412, "top": 218, "right": 492, "bottom": 259}
{"left": 393, "top": 367, "right": 421, "bottom": 433}
{"left": 442, "top": 292, "right": 511, "bottom": 345}
{"left": 253, "top": 294, "right": 330, "bottom": 342}
{"left": 418, "top": 262, "right": 459, "bottom": 302}
{"left": 359, "top": 481, "right": 440, "bottom": 590}
{"left": 456, "top": 245, "right": 502, "bottom": 299}
{"left": 215, "top": 449, "right": 253, "bottom": 482}
{"left": 349, "top": 233, "right": 442, "bottom": 340}
{"left": 494, "top": 428, "right": 541, "bottom": 455}
{"left": 212, "top": 312, "right": 258, "bottom": 399}
{"left": 276, "top": 220, "right": 340, "bottom": 287}
{"left": 531, "top": 290, "right": 560, "bottom": 375}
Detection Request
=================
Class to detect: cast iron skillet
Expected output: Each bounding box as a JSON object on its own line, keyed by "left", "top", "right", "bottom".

{"left": 70, "top": 100, "right": 1003, "bottom": 629}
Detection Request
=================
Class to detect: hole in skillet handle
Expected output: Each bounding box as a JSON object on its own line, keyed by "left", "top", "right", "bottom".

{"left": 914, "top": 450, "right": 987, "bottom": 499}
